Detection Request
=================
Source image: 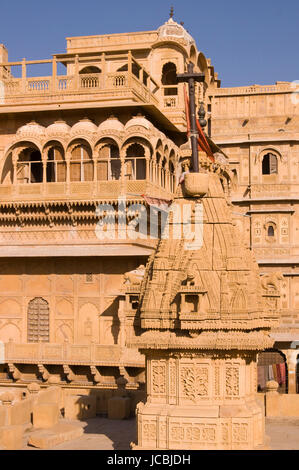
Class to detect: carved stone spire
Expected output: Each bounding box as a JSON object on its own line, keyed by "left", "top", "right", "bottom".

{"left": 127, "top": 154, "right": 281, "bottom": 450}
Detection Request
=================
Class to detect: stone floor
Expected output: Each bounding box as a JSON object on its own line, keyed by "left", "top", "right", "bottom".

{"left": 22, "top": 416, "right": 299, "bottom": 450}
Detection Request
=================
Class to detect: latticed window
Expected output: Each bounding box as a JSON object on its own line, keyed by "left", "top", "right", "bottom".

{"left": 70, "top": 144, "right": 93, "bottom": 182}
{"left": 27, "top": 297, "right": 50, "bottom": 343}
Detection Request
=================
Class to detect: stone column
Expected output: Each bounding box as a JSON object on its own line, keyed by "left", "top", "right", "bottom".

{"left": 52, "top": 56, "right": 57, "bottom": 92}
{"left": 127, "top": 51, "right": 132, "bottom": 88}
{"left": 74, "top": 55, "right": 79, "bottom": 90}
{"left": 101, "top": 53, "right": 106, "bottom": 88}
{"left": 66, "top": 152, "right": 71, "bottom": 196}
{"left": 21, "top": 58, "right": 26, "bottom": 93}
{"left": 12, "top": 150, "right": 18, "bottom": 185}
{"left": 120, "top": 150, "right": 126, "bottom": 195}
{"left": 281, "top": 349, "right": 297, "bottom": 393}
{"left": 42, "top": 150, "right": 47, "bottom": 189}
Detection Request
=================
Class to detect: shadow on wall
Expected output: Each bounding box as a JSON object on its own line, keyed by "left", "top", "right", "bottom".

{"left": 63, "top": 386, "right": 145, "bottom": 450}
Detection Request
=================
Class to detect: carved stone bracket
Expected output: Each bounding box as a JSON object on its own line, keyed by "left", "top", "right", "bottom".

{"left": 37, "top": 363, "right": 49, "bottom": 382}
{"left": 119, "top": 365, "right": 135, "bottom": 387}
{"left": 63, "top": 364, "right": 75, "bottom": 382}
{"left": 90, "top": 365, "right": 103, "bottom": 384}
{"left": 7, "top": 363, "right": 21, "bottom": 381}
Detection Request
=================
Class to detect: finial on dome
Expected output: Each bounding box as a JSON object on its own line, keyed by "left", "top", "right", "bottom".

{"left": 170, "top": 5, "right": 174, "bottom": 18}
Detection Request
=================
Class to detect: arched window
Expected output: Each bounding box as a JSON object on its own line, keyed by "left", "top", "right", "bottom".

{"left": 79, "top": 66, "right": 101, "bottom": 88}
{"left": 267, "top": 225, "right": 275, "bottom": 237}
{"left": 46, "top": 146, "right": 66, "bottom": 182}
{"left": 17, "top": 148, "right": 42, "bottom": 184}
{"left": 79, "top": 66, "right": 101, "bottom": 74}
{"left": 161, "top": 62, "right": 178, "bottom": 96}
{"left": 262, "top": 153, "right": 278, "bottom": 175}
{"left": 257, "top": 349, "right": 287, "bottom": 393}
{"left": 97, "top": 144, "right": 120, "bottom": 181}
{"left": 125, "top": 143, "right": 146, "bottom": 180}
{"left": 70, "top": 144, "right": 93, "bottom": 182}
{"left": 27, "top": 297, "right": 49, "bottom": 343}
{"left": 117, "top": 63, "right": 140, "bottom": 79}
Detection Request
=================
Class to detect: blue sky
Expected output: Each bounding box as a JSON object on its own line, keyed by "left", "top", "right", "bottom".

{"left": 1, "top": 0, "right": 298, "bottom": 87}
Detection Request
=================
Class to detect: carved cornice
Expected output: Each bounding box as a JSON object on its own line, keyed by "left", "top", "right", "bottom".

{"left": 128, "top": 329, "right": 274, "bottom": 351}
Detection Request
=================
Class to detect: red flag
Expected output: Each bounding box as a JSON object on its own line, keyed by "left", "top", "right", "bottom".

{"left": 196, "top": 118, "right": 214, "bottom": 161}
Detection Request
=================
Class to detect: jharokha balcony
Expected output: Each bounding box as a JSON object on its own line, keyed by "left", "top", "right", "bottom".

{"left": 0, "top": 51, "right": 160, "bottom": 112}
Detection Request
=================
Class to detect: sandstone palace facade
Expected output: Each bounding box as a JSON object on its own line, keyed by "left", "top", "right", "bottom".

{"left": 0, "top": 17, "right": 297, "bottom": 407}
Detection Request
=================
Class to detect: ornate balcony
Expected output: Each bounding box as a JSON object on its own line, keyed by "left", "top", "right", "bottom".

{"left": 0, "top": 52, "right": 160, "bottom": 112}
{"left": 0, "top": 179, "right": 173, "bottom": 202}
{"left": 4, "top": 341, "right": 144, "bottom": 367}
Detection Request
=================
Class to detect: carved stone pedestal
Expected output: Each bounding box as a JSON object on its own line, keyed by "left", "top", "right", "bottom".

{"left": 132, "top": 350, "right": 266, "bottom": 450}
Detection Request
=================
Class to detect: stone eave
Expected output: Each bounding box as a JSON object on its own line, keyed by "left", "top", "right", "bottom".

{"left": 128, "top": 329, "right": 275, "bottom": 351}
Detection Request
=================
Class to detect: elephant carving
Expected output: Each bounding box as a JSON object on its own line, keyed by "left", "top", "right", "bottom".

{"left": 261, "top": 272, "right": 284, "bottom": 291}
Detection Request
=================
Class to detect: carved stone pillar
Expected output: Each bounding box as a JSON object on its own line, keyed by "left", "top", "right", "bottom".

{"left": 12, "top": 149, "right": 18, "bottom": 185}
{"left": 165, "top": 168, "right": 170, "bottom": 191}
{"left": 65, "top": 152, "right": 71, "bottom": 196}
{"left": 42, "top": 151, "right": 47, "bottom": 189}
{"left": 281, "top": 349, "right": 297, "bottom": 393}
{"left": 120, "top": 150, "right": 126, "bottom": 195}
{"left": 158, "top": 164, "right": 162, "bottom": 186}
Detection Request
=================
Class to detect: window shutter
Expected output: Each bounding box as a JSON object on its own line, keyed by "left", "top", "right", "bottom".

{"left": 269, "top": 153, "right": 278, "bottom": 174}
{"left": 97, "top": 161, "right": 108, "bottom": 181}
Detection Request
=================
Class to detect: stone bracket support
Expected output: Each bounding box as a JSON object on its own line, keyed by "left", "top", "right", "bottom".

{"left": 63, "top": 364, "right": 75, "bottom": 383}
{"left": 7, "top": 363, "right": 21, "bottom": 382}
{"left": 37, "top": 364, "right": 49, "bottom": 382}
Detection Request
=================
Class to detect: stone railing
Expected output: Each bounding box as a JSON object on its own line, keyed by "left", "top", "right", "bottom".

{"left": 0, "top": 228, "right": 159, "bottom": 248}
{"left": 164, "top": 96, "right": 178, "bottom": 108}
{"left": 211, "top": 83, "right": 292, "bottom": 96}
{"left": 79, "top": 73, "right": 101, "bottom": 89}
{"left": 4, "top": 341, "right": 145, "bottom": 367}
{"left": 0, "top": 71, "right": 159, "bottom": 107}
{"left": 0, "top": 179, "right": 174, "bottom": 202}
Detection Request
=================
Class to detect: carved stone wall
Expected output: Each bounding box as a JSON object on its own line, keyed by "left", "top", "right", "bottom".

{"left": 0, "top": 256, "right": 142, "bottom": 346}
{"left": 136, "top": 351, "right": 263, "bottom": 450}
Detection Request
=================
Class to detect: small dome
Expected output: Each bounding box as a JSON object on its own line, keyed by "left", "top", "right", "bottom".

{"left": 98, "top": 116, "right": 124, "bottom": 132}
{"left": 46, "top": 120, "right": 70, "bottom": 137}
{"left": 16, "top": 121, "right": 45, "bottom": 138}
{"left": 158, "top": 17, "right": 195, "bottom": 46}
{"left": 125, "top": 115, "right": 152, "bottom": 130}
{"left": 71, "top": 118, "right": 97, "bottom": 136}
